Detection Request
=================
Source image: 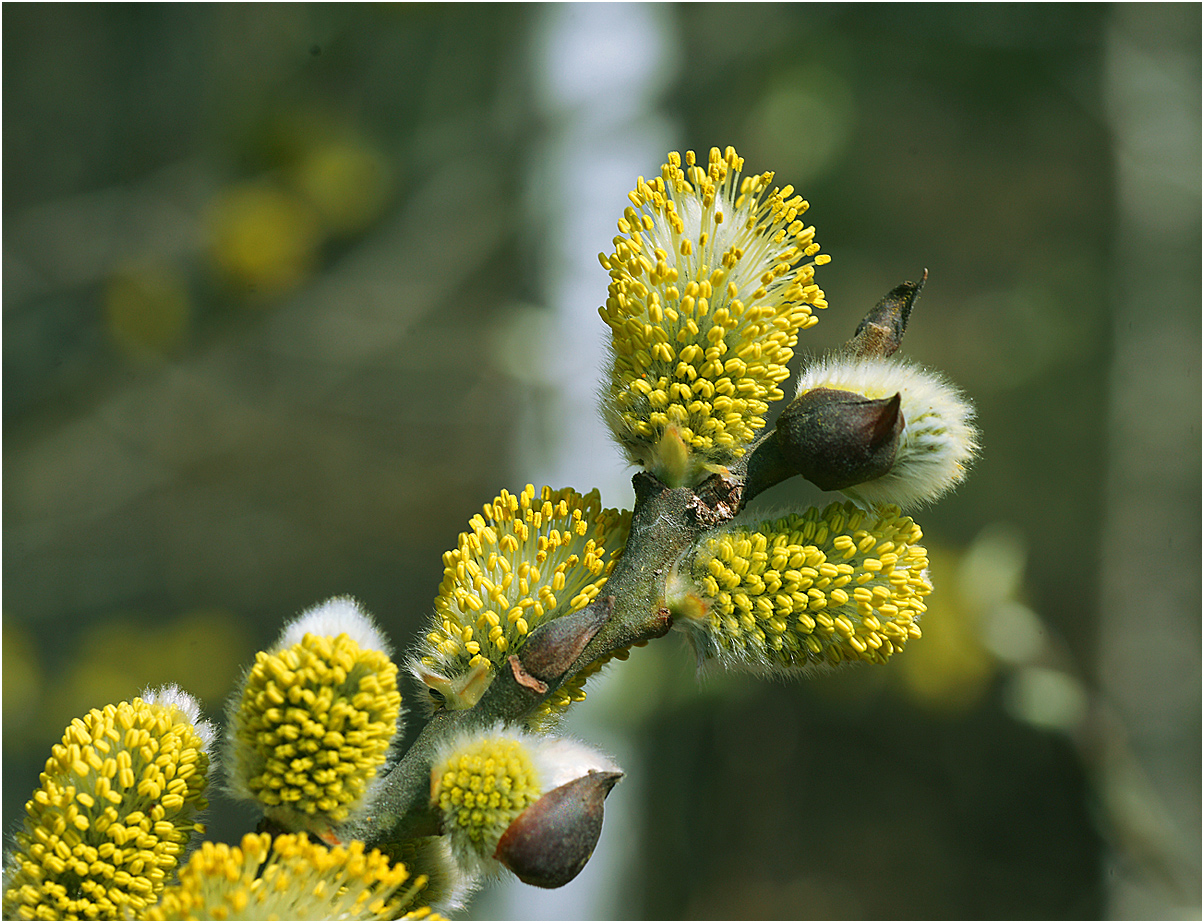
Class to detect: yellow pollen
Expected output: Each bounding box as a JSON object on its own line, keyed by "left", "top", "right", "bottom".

{"left": 599, "top": 147, "right": 828, "bottom": 487}
{"left": 677, "top": 502, "right": 930, "bottom": 671}
{"left": 415, "top": 486, "right": 630, "bottom": 712}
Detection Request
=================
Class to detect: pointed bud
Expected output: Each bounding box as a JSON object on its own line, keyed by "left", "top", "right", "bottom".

{"left": 847, "top": 271, "right": 926, "bottom": 359}
{"left": 793, "top": 355, "right": 978, "bottom": 509}
{"left": 519, "top": 598, "right": 612, "bottom": 683}
{"left": 775, "top": 386, "right": 904, "bottom": 491}
{"left": 494, "top": 770, "right": 623, "bottom": 889}
{"left": 429, "top": 725, "right": 620, "bottom": 883}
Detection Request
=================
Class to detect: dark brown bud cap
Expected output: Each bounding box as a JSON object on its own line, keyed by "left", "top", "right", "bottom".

{"left": 519, "top": 598, "right": 612, "bottom": 683}
{"left": 776, "top": 387, "right": 903, "bottom": 491}
{"left": 494, "top": 770, "right": 623, "bottom": 889}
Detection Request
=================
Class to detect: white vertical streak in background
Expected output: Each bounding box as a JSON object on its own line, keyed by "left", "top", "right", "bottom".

{"left": 1100, "top": 6, "right": 1200, "bottom": 918}
{"left": 511, "top": 3, "right": 677, "bottom": 508}
{"left": 475, "top": 4, "right": 679, "bottom": 920}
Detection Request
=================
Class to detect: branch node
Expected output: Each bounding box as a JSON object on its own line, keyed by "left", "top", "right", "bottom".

{"left": 689, "top": 472, "right": 743, "bottom": 528}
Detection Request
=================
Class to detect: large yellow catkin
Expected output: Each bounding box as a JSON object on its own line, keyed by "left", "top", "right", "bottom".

{"left": 671, "top": 501, "right": 930, "bottom": 672}
{"left": 599, "top": 146, "right": 829, "bottom": 486}
{"left": 2, "top": 690, "right": 212, "bottom": 921}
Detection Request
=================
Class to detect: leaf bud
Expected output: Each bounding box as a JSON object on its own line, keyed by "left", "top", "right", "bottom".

{"left": 494, "top": 770, "right": 623, "bottom": 889}
{"left": 775, "top": 386, "right": 904, "bottom": 492}
{"left": 518, "top": 598, "right": 612, "bottom": 683}
{"left": 846, "top": 272, "right": 926, "bottom": 359}
{"left": 429, "top": 724, "right": 621, "bottom": 885}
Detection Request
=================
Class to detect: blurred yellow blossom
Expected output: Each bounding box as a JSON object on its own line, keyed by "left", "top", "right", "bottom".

{"left": 207, "top": 181, "right": 321, "bottom": 297}
{"left": 43, "top": 610, "right": 249, "bottom": 752}
{"left": 294, "top": 138, "right": 393, "bottom": 235}
{"left": 893, "top": 546, "right": 995, "bottom": 713}
{"left": 2, "top": 623, "right": 43, "bottom": 746}
{"left": 103, "top": 262, "right": 191, "bottom": 358}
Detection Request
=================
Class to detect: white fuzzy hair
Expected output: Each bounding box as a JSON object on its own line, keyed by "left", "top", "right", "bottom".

{"left": 795, "top": 354, "right": 978, "bottom": 510}
{"left": 274, "top": 595, "right": 391, "bottom": 655}
{"left": 141, "top": 683, "right": 217, "bottom": 751}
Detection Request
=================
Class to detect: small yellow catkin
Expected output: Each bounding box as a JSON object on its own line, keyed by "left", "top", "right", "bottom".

{"left": 428, "top": 725, "right": 620, "bottom": 879}
{"left": 411, "top": 485, "right": 629, "bottom": 712}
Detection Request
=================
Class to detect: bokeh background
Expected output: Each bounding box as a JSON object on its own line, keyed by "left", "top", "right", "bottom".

{"left": 4, "top": 4, "right": 1199, "bottom": 919}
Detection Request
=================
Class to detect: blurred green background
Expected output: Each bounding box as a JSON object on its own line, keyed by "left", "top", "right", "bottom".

{"left": 4, "top": 4, "right": 1199, "bottom": 919}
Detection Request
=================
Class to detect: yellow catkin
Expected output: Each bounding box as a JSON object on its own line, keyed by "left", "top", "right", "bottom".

{"left": 414, "top": 485, "right": 630, "bottom": 709}
{"left": 229, "top": 633, "right": 401, "bottom": 827}
{"left": 147, "top": 832, "right": 437, "bottom": 921}
{"left": 599, "top": 147, "right": 829, "bottom": 486}
{"left": 675, "top": 501, "right": 930, "bottom": 671}
{"left": 2, "top": 697, "right": 210, "bottom": 921}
